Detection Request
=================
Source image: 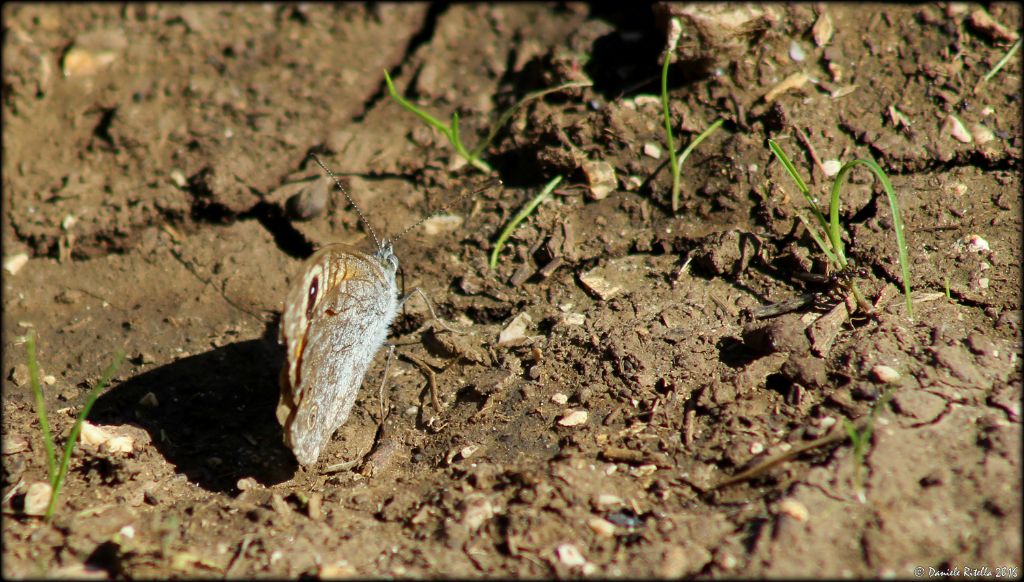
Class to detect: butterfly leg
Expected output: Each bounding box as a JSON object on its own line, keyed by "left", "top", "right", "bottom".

{"left": 376, "top": 344, "right": 396, "bottom": 423}
{"left": 398, "top": 287, "right": 467, "bottom": 334}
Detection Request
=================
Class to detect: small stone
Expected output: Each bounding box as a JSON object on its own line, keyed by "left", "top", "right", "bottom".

{"left": 812, "top": 12, "right": 834, "bottom": 46}
{"left": 284, "top": 177, "right": 331, "bottom": 221}
{"left": 969, "top": 123, "right": 995, "bottom": 145}
{"left": 777, "top": 498, "right": 809, "bottom": 522}
{"left": 498, "top": 312, "right": 533, "bottom": 347}
{"left": 8, "top": 364, "right": 30, "bottom": 386}
{"left": 421, "top": 214, "right": 464, "bottom": 236}
{"left": 461, "top": 495, "right": 495, "bottom": 531}
{"left": 307, "top": 492, "right": 323, "bottom": 520}
{"left": 561, "top": 312, "right": 586, "bottom": 326}
{"left": 80, "top": 421, "right": 111, "bottom": 447}
{"left": 236, "top": 477, "right": 260, "bottom": 491}
{"left": 139, "top": 392, "right": 159, "bottom": 408}
{"left": 62, "top": 29, "right": 127, "bottom": 77}
{"left": 964, "top": 234, "right": 990, "bottom": 253}
{"left": 23, "top": 482, "right": 53, "bottom": 516}
{"left": 821, "top": 160, "right": 841, "bottom": 177}
{"left": 42, "top": 375, "right": 56, "bottom": 385}
{"left": 319, "top": 561, "right": 356, "bottom": 579}
{"left": 642, "top": 142, "right": 662, "bottom": 159}
{"left": 871, "top": 364, "right": 901, "bottom": 384}
{"left": 551, "top": 392, "right": 569, "bottom": 405}
{"left": 100, "top": 435, "right": 134, "bottom": 454}
{"left": 3, "top": 434, "right": 29, "bottom": 455}
{"left": 558, "top": 409, "right": 589, "bottom": 427}
{"left": 594, "top": 493, "right": 623, "bottom": 508}
{"left": 3, "top": 253, "right": 29, "bottom": 275}
{"left": 556, "top": 543, "right": 586, "bottom": 567}
{"left": 588, "top": 517, "right": 616, "bottom": 538}
{"left": 578, "top": 270, "right": 621, "bottom": 300}
{"left": 788, "top": 40, "right": 806, "bottom": 62}
{"left": 169, "top": 169, "right": 188, "bottom": 188}
{"left": 749, "top": 442, "right": 765, "bottom": 455}
{"left": 943, "top": 115, "right": 973, "bottom": 143}
{"left": 583, "top": 160, "right": 617, "bottom": 200}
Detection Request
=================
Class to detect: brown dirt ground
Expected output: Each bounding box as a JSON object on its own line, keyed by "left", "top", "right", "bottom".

{"left": 2, "top": 3, "right": 1021, "bottom": 579}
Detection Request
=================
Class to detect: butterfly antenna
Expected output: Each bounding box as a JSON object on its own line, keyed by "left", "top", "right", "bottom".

{"left": 391, "top": 178, "right": 504, "bottom": 244}
{"left": 310, "top": 154, "right": 384, "bottom": 252}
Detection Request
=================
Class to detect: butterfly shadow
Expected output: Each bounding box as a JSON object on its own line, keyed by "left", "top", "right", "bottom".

{"left": 90, "top": 335, "right": 298, "bottom": 493}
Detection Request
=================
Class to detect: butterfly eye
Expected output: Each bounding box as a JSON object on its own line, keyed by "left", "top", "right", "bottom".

{"left": 306, "top": 276, "right": 319, "bottom": 319}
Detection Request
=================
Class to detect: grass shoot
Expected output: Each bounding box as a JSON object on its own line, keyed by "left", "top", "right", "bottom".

{"left": 843, "top": 386, "right": 895, "bottom": 502}
{"left": 25, "top": 330, "right": 125, "bottom": 520}
{"left": 489, "top": 175, "right": 563, "bottom": 269}
{"left": 767, "top": 139, "right": 913, "bottom": 318}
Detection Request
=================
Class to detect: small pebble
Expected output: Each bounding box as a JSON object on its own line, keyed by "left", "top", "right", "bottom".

{"left": 943, "top": 115, "right": 973, "bottom": 143}
{"left": 789, "top": 40, "right": 806, "bottom": 62}
{"left": 642, "top": 142, "right": 662, "bottom": 159}
{"left": 100, "top": 435, "right": 134, "bottom": 454}
{"left": 964, "top": 234, "right": 990, "bottom": 253}
{"left": 556, "top": 543, "right": 586, "bottom": 567}
{"left": 969, "top": 123, "right": 995, "bottom": 145}
{"left": 578, "top": 271, "right": 621, "bottom": 300}
{"left": 23, "top": 482, "right": 53, "bottom": 516}
{"left": 80, "top": 421, "right": 112, "bottom": 447}
{"left": 583, "top": 160, "right": 616, "bottom": 201}
{"left": 821, "top": 160, "right": 841, "bottom": 177}
{"left": 307, "top": 492, "right": 323, "bottom": 520}
{"left": 551, "top": 392, "right": 569, "bottom": 405}
{"left": 3, "top": 253, "right": 29, "bottom": 276}
{"left": 498, "top": 312, "right": 533, "bottom": 347}
{"left": 812, "top": 12, "right": 834, "bottom": 46}
{"left": 749, "top": 442, "right": 765, "bottom": 455}
{"left": 871, "top": 364, "right": 901, "bottom": 384}
{"left": 558, "top": 409, "right": 589, "bottom": 427}
{"left": 8, "top": 364, "right": 30, "bottom": 387}
{"left": 421, "top": 214, "right": 463, "bottom": 236}
{"left": 588, "top": 517, "right": 616, "bottom": 538}
{"left": 2, "top": 435, "right": 29, "bottom": 455}
{"left": 236, "top": 477, "right": 260, "bottom": 491}
{"left": 777, "top": 498, "right": 810, "bottom": 522}
{"left": 139, "top": 392, "right": 159, "bottom": 408}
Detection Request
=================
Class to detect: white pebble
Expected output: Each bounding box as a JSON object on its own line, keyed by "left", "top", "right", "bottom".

{"left": 964, "top": 234, "right": 990, "bottom": 253}
{"left": 551, "top": 393, "right": 569, "bottom": 405}
{"left": 821, "top": 160, "right": 842, "bottom": 177}
{"left": 871, "top": 364, "right": 901, "bottom": 384}
{"left": 642, "top": 142, "right": 662, "bottom": 159}
{"left": 558, "top": 410, "right": 589, "bottom": 427}
{"left": 3, "top": 253, "right": 29, "bottom": 276}
{"left": 588, "top": 517, "right": 616, "bottom": 538}
{"left": 749, "top": 442, "right": 765, "bottom": 455}
{"left": 777, "top": 498, "right": 809, "bottom": 521}
{"left": 556, "top": 543, "right": 586, "bottom": 567}
{"left": 789, "top": 40, "right": 806, "bottom": 62}
{"left": 943, "top": 115, "right": 973, "bottom": 143}
{"left": 23, "top": 482, "right": 52, "bottom": 516}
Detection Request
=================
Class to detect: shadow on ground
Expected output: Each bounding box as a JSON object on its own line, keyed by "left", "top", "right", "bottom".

{"left": 91, "top": 337, "right": 297, "bottom": 492}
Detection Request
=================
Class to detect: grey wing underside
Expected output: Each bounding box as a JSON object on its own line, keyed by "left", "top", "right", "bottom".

{"left": 288, "top": 280, "right": 395, "bottom": 465}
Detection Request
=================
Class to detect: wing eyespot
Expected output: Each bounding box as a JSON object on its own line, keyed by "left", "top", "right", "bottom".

{"left": 306, "top": 276, "right": 320, "bottom": 320}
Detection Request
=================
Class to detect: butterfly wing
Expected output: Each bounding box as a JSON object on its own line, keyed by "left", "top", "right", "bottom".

{"left": 278, "top": 246, "right": 399, "bottom": 466}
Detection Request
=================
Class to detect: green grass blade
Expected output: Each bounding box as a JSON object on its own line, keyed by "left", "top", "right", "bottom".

{"left": 830, "top": 159, "right": 913, "bottom": 318}
{"left": 489, "top": 175, "right": 563, "bottom": 269}
{"left": 767, "top": 139, "right": 830, "bottom": 233}
{"left": 472, "top": 81, "right": 593, "bottom": 159}
{"left": 384, "top": 71, "right": 452, "bottom": 138}
{"left": 26, "top": 331, "right": 57, "bottom": 486}
{"left": 795, "top": 212, "right": 840, "bottom": 267}
{"left": 983, "top": 38, "right": 1021, "bottom": 83}
{"left": 676, "top": 118, "right": 724, "bottom": 174}
{"left": 662, "top": 50, "right": 680, "bottom": 213}
{"left": 46, "top": 348, "right": 125, "bottom": 520}
{"left": 385, "top": 71, "right": 491, "bottom": 173}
